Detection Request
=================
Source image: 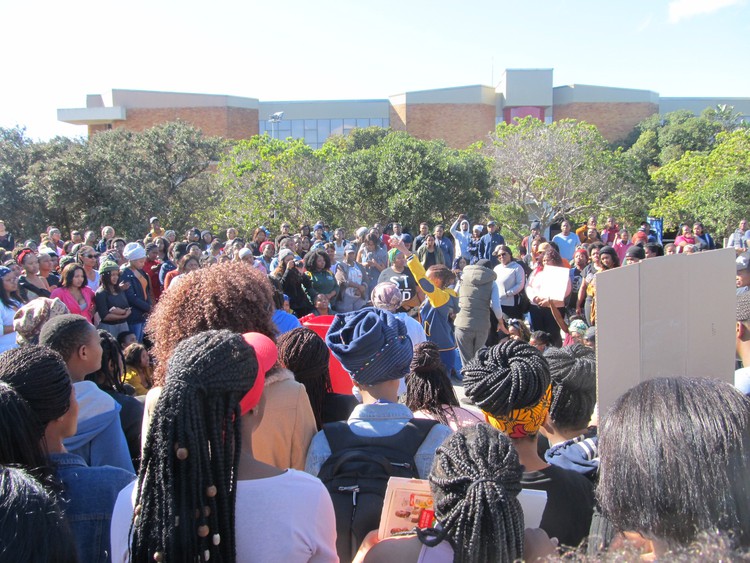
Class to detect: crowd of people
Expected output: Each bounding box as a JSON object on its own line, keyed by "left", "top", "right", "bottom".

{"left": 0, "top": 213, "right": 747, "bottom": 562}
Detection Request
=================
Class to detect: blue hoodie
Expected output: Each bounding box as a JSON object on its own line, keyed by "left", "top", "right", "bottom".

{"left": 544, "top": 431, "right": 599, "bottom": 481}
{"left": 64, "top": 381, "right": 135, "bottom": 473}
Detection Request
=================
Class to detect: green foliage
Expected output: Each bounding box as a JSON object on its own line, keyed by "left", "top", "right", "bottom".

{"left": 305, "top": 130, "right": 492, "bottom": 231}
{"left": 200, "top": 134, "right": 325, "bottom": 237}
{"left": 651, "top": 129, "right": 750, "bottom": 237}
{"left": 1, "top": 122, "right": 225, "bottom": 241}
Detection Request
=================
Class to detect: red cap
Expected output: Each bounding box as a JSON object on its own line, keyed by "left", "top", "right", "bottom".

{"left": 239, "top": 332, "right": 277, "bottom": 415}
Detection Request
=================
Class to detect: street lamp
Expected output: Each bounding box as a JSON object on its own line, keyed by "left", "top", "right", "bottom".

{"left": 268, "top": 111, "right": 284, "bottom": 140}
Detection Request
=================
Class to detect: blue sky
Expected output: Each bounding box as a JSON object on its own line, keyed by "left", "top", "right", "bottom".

{"left": 2, "top": 0, "right": 747, "bottom": 140}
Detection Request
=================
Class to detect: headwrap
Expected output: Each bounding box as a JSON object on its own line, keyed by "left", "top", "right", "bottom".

{"left": 371, "top": 282, "right": 403, "bottom": 312}
{"left": 13, "top": 298, "right": 70, "bottom": 346}
{"left": 463, "top": 340, "right": 551, "bottom": 439}
{"left": 326, "top": 307, "right": 413, "bottom": 385}
{"left": 485, "top": 385, "right": 552, "bottom": 439}
{"left": 16, "top": 248, "right": 34, "bottom": 267}
{"left": 568, "top": 319, "right": 588, "bottom": 336}
{"left": 123, "top": 242, "right": 146, "bottom": 261}
{"left": 387, "top": 248, "right": 401, "bottom": 265}
{"left": 260, "top": 241, "right": 275, "bottom": 252}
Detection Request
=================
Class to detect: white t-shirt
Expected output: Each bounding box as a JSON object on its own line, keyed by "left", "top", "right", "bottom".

{"left": 0, "top": 303, "right": 18, "bottom": 353}
{"left": 110, "top": 469, "right": 338, "bottom": 563}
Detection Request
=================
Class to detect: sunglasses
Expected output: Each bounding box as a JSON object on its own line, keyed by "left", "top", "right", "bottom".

{"left": 83, "top": 254, "right": 98, "bottom": 259}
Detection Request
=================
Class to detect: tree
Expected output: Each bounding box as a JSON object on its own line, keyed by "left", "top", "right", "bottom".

{"left": 305, "top": 130, "right": 492, "bottom": 231}
{"left": 488, "top": 117, "right": 639, "bottom": 233}
{"left": 0, "top": 127, "right": 37, "bottom": 236}
{"left": 200, "top": 134, "right": 325, "bottom": 237}
{"left": 650, "top": 129, "right": 750, "bottom": 238}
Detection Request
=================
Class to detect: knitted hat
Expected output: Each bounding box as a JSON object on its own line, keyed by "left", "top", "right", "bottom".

{"left": 355, "top": 227, "right": 368, "bottom": 238}
{"left": 626, "top": 245, "right": 646, "bottom": 260}
{"left": 13, "top": 298, "right": 70, "bottom": 346}
{"left": 259, "top": 241, "right": 275, "bottom": 252}
{"left": 239, "top": 332, "right": 278, "bottom": 415}
{"left": 238, "top": 248, "right": 253, "bottom": 260}
{"left": 326, "top": 307, "right": 413, "bottom": 385}
{"left": 472, "top": 224, "right": 483, "bottom": 233}
{"left": 59, "top": 255, "right": 76, "bottom": 270}
{"left": 98, "top": 260, "right": 120, "bottom": 274}
{"left": 279, "top": 248, "right": 294, "bottom": 262}
{"left": 371, "top": 282, "right": 403, "bottom": 313}
{"left": 123, "top": 242, "right": 146, "bottom": 261}
{"left": 738, "top": 292, "right": 750, "bottom": 322}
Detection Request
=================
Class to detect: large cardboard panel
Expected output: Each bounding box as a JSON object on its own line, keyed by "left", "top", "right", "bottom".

{"left": 597, "top": 249, "right": 736, "bottom": 417}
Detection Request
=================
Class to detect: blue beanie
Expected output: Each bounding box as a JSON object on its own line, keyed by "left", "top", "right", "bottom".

{"left": 326, "top": 307, "right": 413, "bottom": 385}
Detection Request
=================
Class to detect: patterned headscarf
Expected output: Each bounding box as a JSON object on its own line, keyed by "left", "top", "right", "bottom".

{"left": 485, "top": 386, "right": 552, "bottom": 439}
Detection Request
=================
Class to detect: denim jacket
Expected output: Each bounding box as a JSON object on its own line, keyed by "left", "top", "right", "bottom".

{"left": 51, "top": 452, "right": 135, "bottom": 563}
{"left": 304, "top": 402, "right": 453, "bottom": 479}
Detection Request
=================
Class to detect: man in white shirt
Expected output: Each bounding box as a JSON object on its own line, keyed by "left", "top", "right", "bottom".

{"left": 734, "top": 292, "right": 750, "bottom": 395}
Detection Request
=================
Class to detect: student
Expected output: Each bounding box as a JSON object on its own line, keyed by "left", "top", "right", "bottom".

{"left": 0, "top": 466, "right": 78, "bottom": 563}
{"left": 306, "top": 308, "right": 452, "bottom": 479}
{"left": 357, "top": 424, "right": 558, "bottom": 563}
{"left": 598, "top": 377, "right": 750, "bottom": 555}
{"left": 39, "top": 314, "right": 134, "bottom": 472}
{"left": 463, "top": 340, "right": 595, "bottom": 548}
{"left": 0, "top": 346, "right": 134, "bottom": 562}
{"left": 111, "top": 330, "right": 337, "bottom": 563}
{"left": 540, "top": 344, "right": 599, "bottom": 480}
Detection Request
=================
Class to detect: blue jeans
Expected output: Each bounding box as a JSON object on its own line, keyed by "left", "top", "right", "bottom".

{"left": 128, "top": 322, "right": 145, "bottom": 343}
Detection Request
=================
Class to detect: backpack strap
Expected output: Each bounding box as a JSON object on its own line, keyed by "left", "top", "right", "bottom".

{"left": 323, "top": 418, "right": 439, "bottom": 460}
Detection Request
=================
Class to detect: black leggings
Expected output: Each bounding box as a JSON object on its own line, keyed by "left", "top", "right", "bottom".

{"left": 529, "top": 304, "right": 563, "bottom": 347}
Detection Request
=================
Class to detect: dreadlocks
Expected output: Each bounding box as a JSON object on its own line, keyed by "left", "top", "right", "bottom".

{"left": 405, "top": 341, "right": 460, "bottom": 427}
{"left": 277, "top": 327, "right": 331, "bottom": 430}
{"left": 88, "top": 329, "right": 127, "bottom": 394}
{"left": 417, "top": 423, "right": 525, "bottom": 563}
{"left": 461, "top": 340, "right": 550, "bottom": 417}
{"left": 130, "top": 330, "right": 259, "bottom": 563}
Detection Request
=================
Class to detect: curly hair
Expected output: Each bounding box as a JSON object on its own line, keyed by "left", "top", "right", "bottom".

{"left": 303, "top": 249, "right": 330, "bottom": 273}
{"left": 146, "top": 262, "right": 277, "bottom": 386}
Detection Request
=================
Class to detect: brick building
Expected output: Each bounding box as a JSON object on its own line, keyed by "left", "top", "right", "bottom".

{"left": 58, "top": 68, "right": 750, "bottom": 148}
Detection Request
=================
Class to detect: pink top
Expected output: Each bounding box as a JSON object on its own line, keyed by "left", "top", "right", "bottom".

{"left": 413, "top": 406, "right": 483, "bottom": 432}
{"left": 613, "top": 240, "right": 632, "bottom": 264}
{"left": 50, "top": 286, "right": 96, "bottom": 323}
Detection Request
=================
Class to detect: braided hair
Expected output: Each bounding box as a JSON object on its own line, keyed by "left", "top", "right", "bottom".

{"left": 462, "top": 340, "right": 550, "bottom": 418}
{"left": 405, "top": 341, "right": 460, "bottom": 427}
{"left": 545, "top": 344, "right": 597, "bottom": 431}
{"left": 277, "top": 327, "right": 331, "bottom": 430}
{"left": 130, "top": 330, "right": 259, "bottom": 563}
{"left": 0, "top": 346, "right": 71, "bottom": 432}
{"left": 417, "top": 423, "right": 525, "bottom": 563}
{"left": 0, "top": 382, "right": 56, "bottom": 487}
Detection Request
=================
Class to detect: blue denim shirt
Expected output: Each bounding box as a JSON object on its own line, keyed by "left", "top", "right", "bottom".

{"left": 51, "top": 452, "right": 135, "bottom": 563}
{"left": 304, "top": 402, "right": 453, "bottom": 479}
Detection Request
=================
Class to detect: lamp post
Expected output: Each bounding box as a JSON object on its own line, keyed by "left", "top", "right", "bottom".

{"left": 268, "top": 111, "right": 284, "bottom": 140}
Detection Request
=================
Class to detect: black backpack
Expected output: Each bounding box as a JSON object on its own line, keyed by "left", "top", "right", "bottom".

{"left": 318, "top": 418, "right": 439, "bottom": 563}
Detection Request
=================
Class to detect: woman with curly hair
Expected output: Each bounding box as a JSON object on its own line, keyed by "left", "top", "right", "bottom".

{"left": 142, "top": 262, "right": 285, "bottom": 449}
{"left": 146, "top": 261, "right": 277, "bottom": 387}
{"left": 304, "top": 249, "right": 338, "bottom": 306}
